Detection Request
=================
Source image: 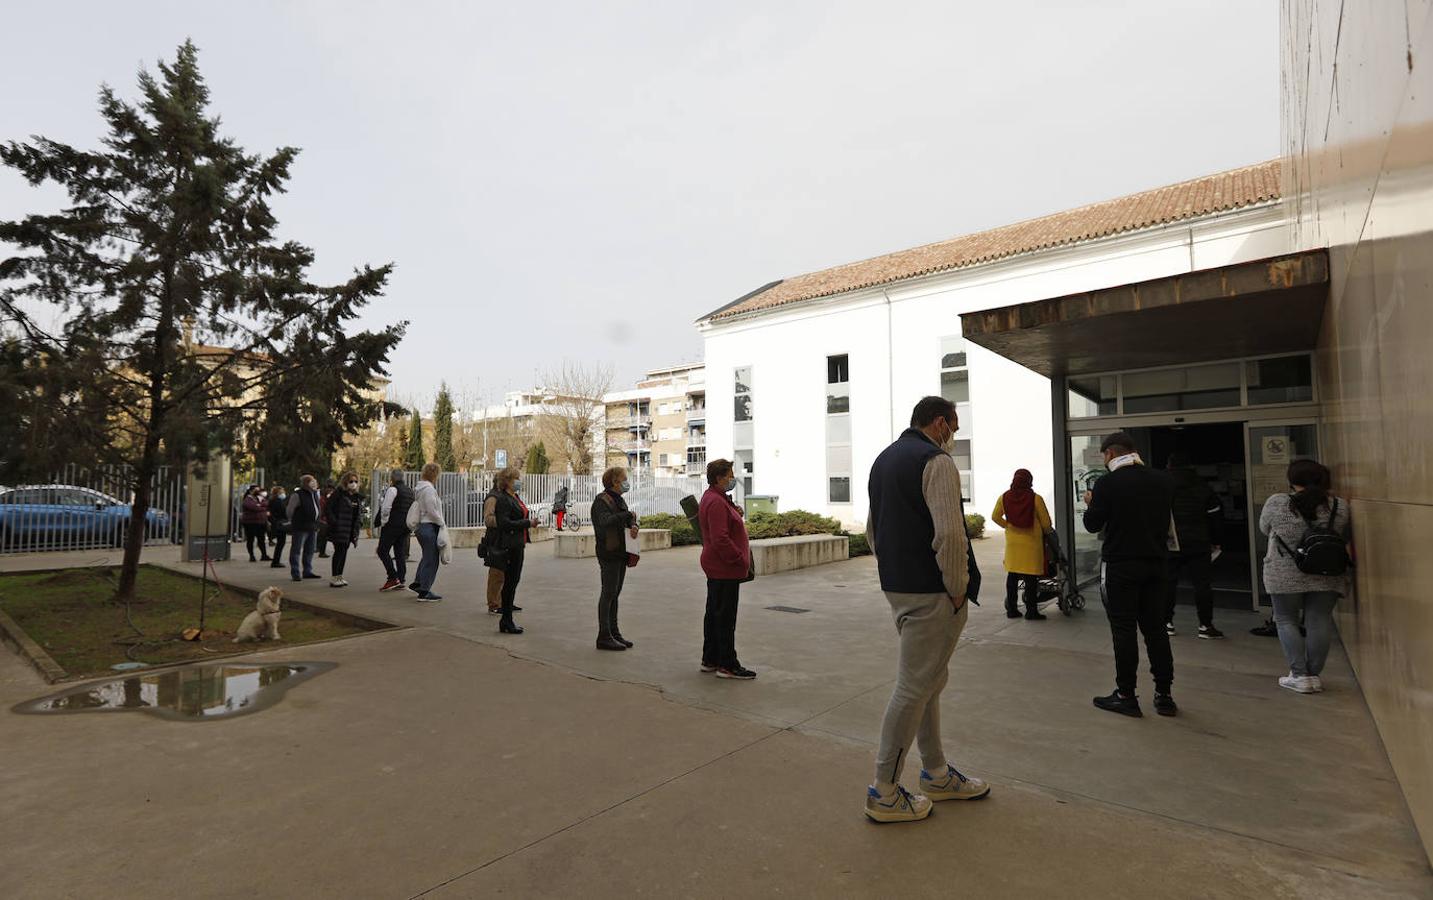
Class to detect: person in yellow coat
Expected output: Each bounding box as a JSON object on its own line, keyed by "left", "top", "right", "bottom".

{"left": 992, "top": 469, "right": 1051, "bottom": 620}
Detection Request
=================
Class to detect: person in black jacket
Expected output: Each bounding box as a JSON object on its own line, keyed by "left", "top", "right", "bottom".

{"left": 325, "top": 471, "right": 364, "bottom": 589}
{"left": 375, "top": 470, "right": 414, "bottom": 592}
{"left": 491, "top": 467, "right": 540, "bottom": 634}
{"left": 1082, "top": 431, "right": 1178, "bottom": 718}
{"left": 1164, "top": 453, "right": 1224, "bottom": 639}
{"left": 267, "top": 484, "right": 289, "bottom": 569}
{"left": 591, "top": 466, "right": 639, "bottom": 651}
{"left": 286, "top": 475, "right": 323, "bottom": 582}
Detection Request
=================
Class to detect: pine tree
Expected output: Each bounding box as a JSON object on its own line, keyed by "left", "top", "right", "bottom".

{"left": 524, "top": 441, "right": 550, "bottom": 474}
{"left": 404, "top": 408, "right": 425, "bottom": 470}
{"left": 0, "top": 42, "right": 405, "bottom": 601}
{"left": 433, "top": 383, "right": 456, "bottom": 471}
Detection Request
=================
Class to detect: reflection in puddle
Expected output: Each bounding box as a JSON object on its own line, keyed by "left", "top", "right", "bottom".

{"left": 14, "top": 662, "right": 336, "bottom": 721}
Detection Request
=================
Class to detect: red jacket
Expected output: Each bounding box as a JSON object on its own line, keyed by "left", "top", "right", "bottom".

{"left": 699, "top": 486, "right": 750, "bottom": 580}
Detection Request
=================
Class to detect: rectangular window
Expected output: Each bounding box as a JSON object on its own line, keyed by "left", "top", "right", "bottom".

{"left": 734, "top": 367, "right": 753, "bottom": 422}
{"left": 1068, "top": 375, "right": 1117, "bottom": 417}
{"left": 1247, "top": 355, "right": 1313, "bottom": 405}
{"left": 952, "top": 439, "right": 972, "bottom": 473}
{"left": 939, "top": 333, "right": 974, "bottom": 450}
{"left": 1122, "top": 362, "right": 1241, "bottom": 413}
{"left": 826, "top": 354, "right": 852, "bottom": 503}
{"left": 940, "top": 370, "right": 969, "bottom": 404}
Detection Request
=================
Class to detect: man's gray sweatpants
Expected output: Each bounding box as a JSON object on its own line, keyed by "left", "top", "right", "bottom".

{"left": 874, "top": 592, "right": 968, "bottom": 788}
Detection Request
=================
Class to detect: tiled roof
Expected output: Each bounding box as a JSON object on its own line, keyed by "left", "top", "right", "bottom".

{"left": 705, "top": 159, "right": 1282, "bottom": 322}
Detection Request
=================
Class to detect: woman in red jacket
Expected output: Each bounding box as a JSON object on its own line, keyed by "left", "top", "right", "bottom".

{"left": 698, "top": 459, "right": 755, "bottom": 680}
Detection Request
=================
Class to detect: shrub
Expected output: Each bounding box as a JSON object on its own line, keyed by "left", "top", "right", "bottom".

{"left": 638, "top": 513, "right": 701, "bottom": 546}
{"left": 845, "top": 532, "right": 871, "bottom": 557}
{"left": 965, "top": 512, "right": 985, "bottom": 539}
{"left": 745, "top": 510, "right": 843, "bottom": 540}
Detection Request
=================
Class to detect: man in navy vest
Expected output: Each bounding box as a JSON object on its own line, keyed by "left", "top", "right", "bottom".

{"left": 863, "top": 396, "right": 991, "bottom": 824}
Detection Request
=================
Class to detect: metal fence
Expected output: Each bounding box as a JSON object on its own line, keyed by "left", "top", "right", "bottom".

{"left": 371, "top": 470, "right": 706, "bottom": 529}
{"left": 0, "top": 463, "right": 186, "bottom": 555}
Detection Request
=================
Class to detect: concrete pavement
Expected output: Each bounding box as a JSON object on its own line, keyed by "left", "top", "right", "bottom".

{"left": 0, "top": 534, "right": 1429, "bottom": 898}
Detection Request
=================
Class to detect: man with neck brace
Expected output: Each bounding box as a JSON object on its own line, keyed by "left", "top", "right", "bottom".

{"left": 1082, "top": 431, "right": 1179, "bottom": 718}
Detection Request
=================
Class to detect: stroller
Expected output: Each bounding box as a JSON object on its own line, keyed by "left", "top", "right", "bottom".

{"left": 1037, "top": 529, "right": 1086, "bottom": 616}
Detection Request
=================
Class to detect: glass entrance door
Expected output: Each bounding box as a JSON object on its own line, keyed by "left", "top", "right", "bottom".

{"left": 1245, "top": 421, "right": 1320, "bottom": 607}
{"left": 1069, "top": 433, "right": 1107, "bottom": 587}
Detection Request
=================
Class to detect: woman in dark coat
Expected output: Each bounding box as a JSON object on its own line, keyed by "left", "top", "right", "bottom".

{"left": 591, "top": 466, "right": 639, "bottom": 651}
{"left": 325, "top": 471, "right": 364, "bottom": 588}
{"left": 267, "top": 483, "right": 289, "bottom": 569}
{"left": 240, "top": 485, "right": 270, "bottom": 562}
{"left": 491, "top": 466, "right": 539, "bottom": 634}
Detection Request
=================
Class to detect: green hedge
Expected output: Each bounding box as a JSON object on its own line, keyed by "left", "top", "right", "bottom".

{"left": 965, "top": 513, "right": 985, "bottom": 539}
{"left": 637, "top": 513, "right": 701, "bottom": 545}
{"left": 744, "top": 510, "right": 843, "bottom": 540}
{"left": 845, "top": 532, "right": 871, "bottom": 557}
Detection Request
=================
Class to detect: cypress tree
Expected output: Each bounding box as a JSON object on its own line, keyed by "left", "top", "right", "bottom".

{"left": 433, "top": 383, "right": 456, "bottom": 471}
{"left": 404, "top": 408, "right": 425, "bottom": 470}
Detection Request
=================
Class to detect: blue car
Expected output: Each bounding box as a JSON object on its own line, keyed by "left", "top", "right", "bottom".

{"left": 0, "top": 485, "right": 173, "bottom": 551}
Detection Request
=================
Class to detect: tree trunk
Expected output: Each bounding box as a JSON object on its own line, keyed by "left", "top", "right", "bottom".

{"left": 114, "top": 441, "right": 157, "bottom": 602}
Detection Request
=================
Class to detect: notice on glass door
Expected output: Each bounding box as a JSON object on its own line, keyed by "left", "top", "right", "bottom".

{"left": 1261, "top": 435, "right": 1290, "bottom": 464}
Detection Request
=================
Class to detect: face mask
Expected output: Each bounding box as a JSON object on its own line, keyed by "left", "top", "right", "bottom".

{"left": 346, "top": 482, "right": 358, "bottom": 492}
{"left": 620, "top": 480, "right": 630, "bottom": 493}
{"left": 940, "top": 419, "right": 957, "bottom": 453}
{"left": 724, "top": 477, "right": 737, "bottom": 493}
{"left": 276, "top": 492, "right": 286, "bottom": 500}
{"left": 513, "top": 480, "right": 522, "bottom": 493}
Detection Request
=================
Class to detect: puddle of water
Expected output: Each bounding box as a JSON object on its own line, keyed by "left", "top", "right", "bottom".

{"left": 13, "top": 661, "right": 336, "bottom": 721}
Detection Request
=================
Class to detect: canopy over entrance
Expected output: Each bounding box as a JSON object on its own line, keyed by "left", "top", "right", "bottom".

{"left": 958, "top": 251, "right": 1329, "bottom": 376}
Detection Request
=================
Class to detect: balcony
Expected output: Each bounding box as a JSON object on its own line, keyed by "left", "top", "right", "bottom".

{"left": 685, "top": 406, "right": 706, "bottom": 423}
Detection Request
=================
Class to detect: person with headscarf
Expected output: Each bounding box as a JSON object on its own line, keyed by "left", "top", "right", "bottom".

{"left": 991, "top": 468, "right": 1052, "bottom": 620}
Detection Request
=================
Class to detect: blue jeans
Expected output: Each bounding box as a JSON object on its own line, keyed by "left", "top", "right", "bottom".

{"left": 1271, "top": 591, "right": 1339, "bottom": 676}
{"left": 289, "top": 529, "right": 317, "bottom": 579}
{"left": 415, "top": 523, "right": 440, "bottom": 594}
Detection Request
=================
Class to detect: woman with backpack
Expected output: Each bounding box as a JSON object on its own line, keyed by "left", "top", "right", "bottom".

{"left": 1259, "top": 459, "right": 1353, "bottom": 694}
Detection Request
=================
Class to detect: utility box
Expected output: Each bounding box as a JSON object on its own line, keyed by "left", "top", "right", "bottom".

{"left": 184, "top": 456, "right": 233, "bottom": 562}
{"left": 746, "top": 494, "right": 778, "bottom": 516}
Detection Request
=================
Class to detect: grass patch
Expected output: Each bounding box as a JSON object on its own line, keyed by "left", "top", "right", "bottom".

{"left": 0, "top": 565, "right": 374, "bottom": 678}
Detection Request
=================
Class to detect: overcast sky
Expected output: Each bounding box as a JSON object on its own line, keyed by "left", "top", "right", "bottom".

{"left": 1, "top": 0, "right": 1278, "bottom": 411}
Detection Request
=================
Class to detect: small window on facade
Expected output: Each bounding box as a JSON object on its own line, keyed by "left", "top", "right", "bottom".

{"left": 735, "top": 367, "right": 753, "bottom": 422}
{"left": 829, "top": 476, "right": 851, "bottom": 504}
{"left": 1247, "top": 355, "right": 1314, "bottom": 405}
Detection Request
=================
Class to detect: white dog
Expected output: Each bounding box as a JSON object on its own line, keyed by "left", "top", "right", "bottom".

{"left": 233, "top": 587, "right": 283, "bottom": 643}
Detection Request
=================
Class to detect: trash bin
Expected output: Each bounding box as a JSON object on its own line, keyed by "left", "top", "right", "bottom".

{"left": 746, "top": 495, "right": 778, "bottom": 515}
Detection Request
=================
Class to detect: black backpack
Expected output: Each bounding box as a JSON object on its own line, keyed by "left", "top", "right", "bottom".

{"left": 1274, "top": 496, "right": 1350, "bottom": 576}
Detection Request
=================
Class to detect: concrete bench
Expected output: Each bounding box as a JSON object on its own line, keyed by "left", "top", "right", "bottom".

{"left": 750, "top": 534, "right": 849, "bottom": 575}
{"left": 554, "top": 529, "right": 672, "bottom": 559}
{"left": 446, "top": 525, "right": 552, "bottom": 549}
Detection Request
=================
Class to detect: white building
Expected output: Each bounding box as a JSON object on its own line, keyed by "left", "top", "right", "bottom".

{"left": 697, "top": 161, "right": 1288, "bottom": 528}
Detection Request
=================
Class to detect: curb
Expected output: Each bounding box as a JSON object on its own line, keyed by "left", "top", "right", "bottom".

{"left": 0, "top": 605, "right": 69, "bottom": 684}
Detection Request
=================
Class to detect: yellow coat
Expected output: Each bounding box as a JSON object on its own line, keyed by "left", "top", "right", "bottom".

{"left": 992, "top": 493, "right": 1051, "bottom": 576}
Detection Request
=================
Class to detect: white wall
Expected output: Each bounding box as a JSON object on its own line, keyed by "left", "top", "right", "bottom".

{"left": 701, "top": 206, "right": 1291, "bottom": 528}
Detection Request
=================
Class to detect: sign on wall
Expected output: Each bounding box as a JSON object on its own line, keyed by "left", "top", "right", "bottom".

{"left": 495, "top": 449, "right": 508, "bottom": 469}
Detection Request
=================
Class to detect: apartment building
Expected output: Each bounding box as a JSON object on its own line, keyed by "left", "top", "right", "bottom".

{"left": 601, "top": 364, "right": 705, "bottom": 479}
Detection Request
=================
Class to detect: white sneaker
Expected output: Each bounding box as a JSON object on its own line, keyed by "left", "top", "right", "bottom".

{"left": 329, "top": 578, "right": 348, "bottom": 588}
{"left": 1303, "top": 675, "right": 1324, "bottom": 692}
{"left": 864, "top": 785, "right": 932, "bottom": 823}
{"left": 1279, "top": 673, "right": 1316, "bottom": 694}
{"left": 920, "top": 764, "right": 991, "bottom": 801}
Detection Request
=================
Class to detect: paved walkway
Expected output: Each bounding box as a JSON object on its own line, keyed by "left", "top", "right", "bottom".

{"left": 1, "top": 536, "right": 1430, "bottom": 898}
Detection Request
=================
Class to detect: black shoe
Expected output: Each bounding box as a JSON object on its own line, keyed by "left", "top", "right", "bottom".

{"left": 1197, "top": 625, "right": 1225, "bottom": 640}
{"left": 409, "top": 582, "right": 421, "bottom": 592}
{"left": 303, "top": 573, "right": 322, "bottom": 580}
{"left": 1093, "top": 689, "right": 1143, "bottom": 718}
{"left": 499, "top": 621, "right": 524, "bottom": 635}
{"left": 248, "top": 555, "right": 256, "bottom": 562}
{"left": 318, "top": 552, "right": 328, "bottom": 558}
{"left": 260, "top": 555, "right": 270, "bottom": 561}
{"left": 291, "top": 575, "right": 301, "bottom": 582}
{"left": 596, "top": 636, "right": 627, "bottom": 651}
{"left": 269, "top": 561, "right": 283, "bottom": 568}
{"left": 1025, "top": 609, "right": 1047, "bottom": 621}
{"left": 1005, "top": 607, "right": 1022, "bottom": 619}
{"left": 511, "top": 605, "right": 523, "bottom": 612}
{"left": 717, "top": 666, "right": 757, "bottom": 680}
{"left": 1154, "top": 693, "right": 1178, "bottom": 717}
{"left": 1250, "top": 619, "right": 1279, "bottom": 637}
{"left": 612, "top": 634, "right": 634, "bottom": 648}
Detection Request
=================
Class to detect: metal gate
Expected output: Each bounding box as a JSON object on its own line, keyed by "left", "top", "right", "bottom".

{"left": 0, "top": 463, "right": 186, "bottom": 555}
